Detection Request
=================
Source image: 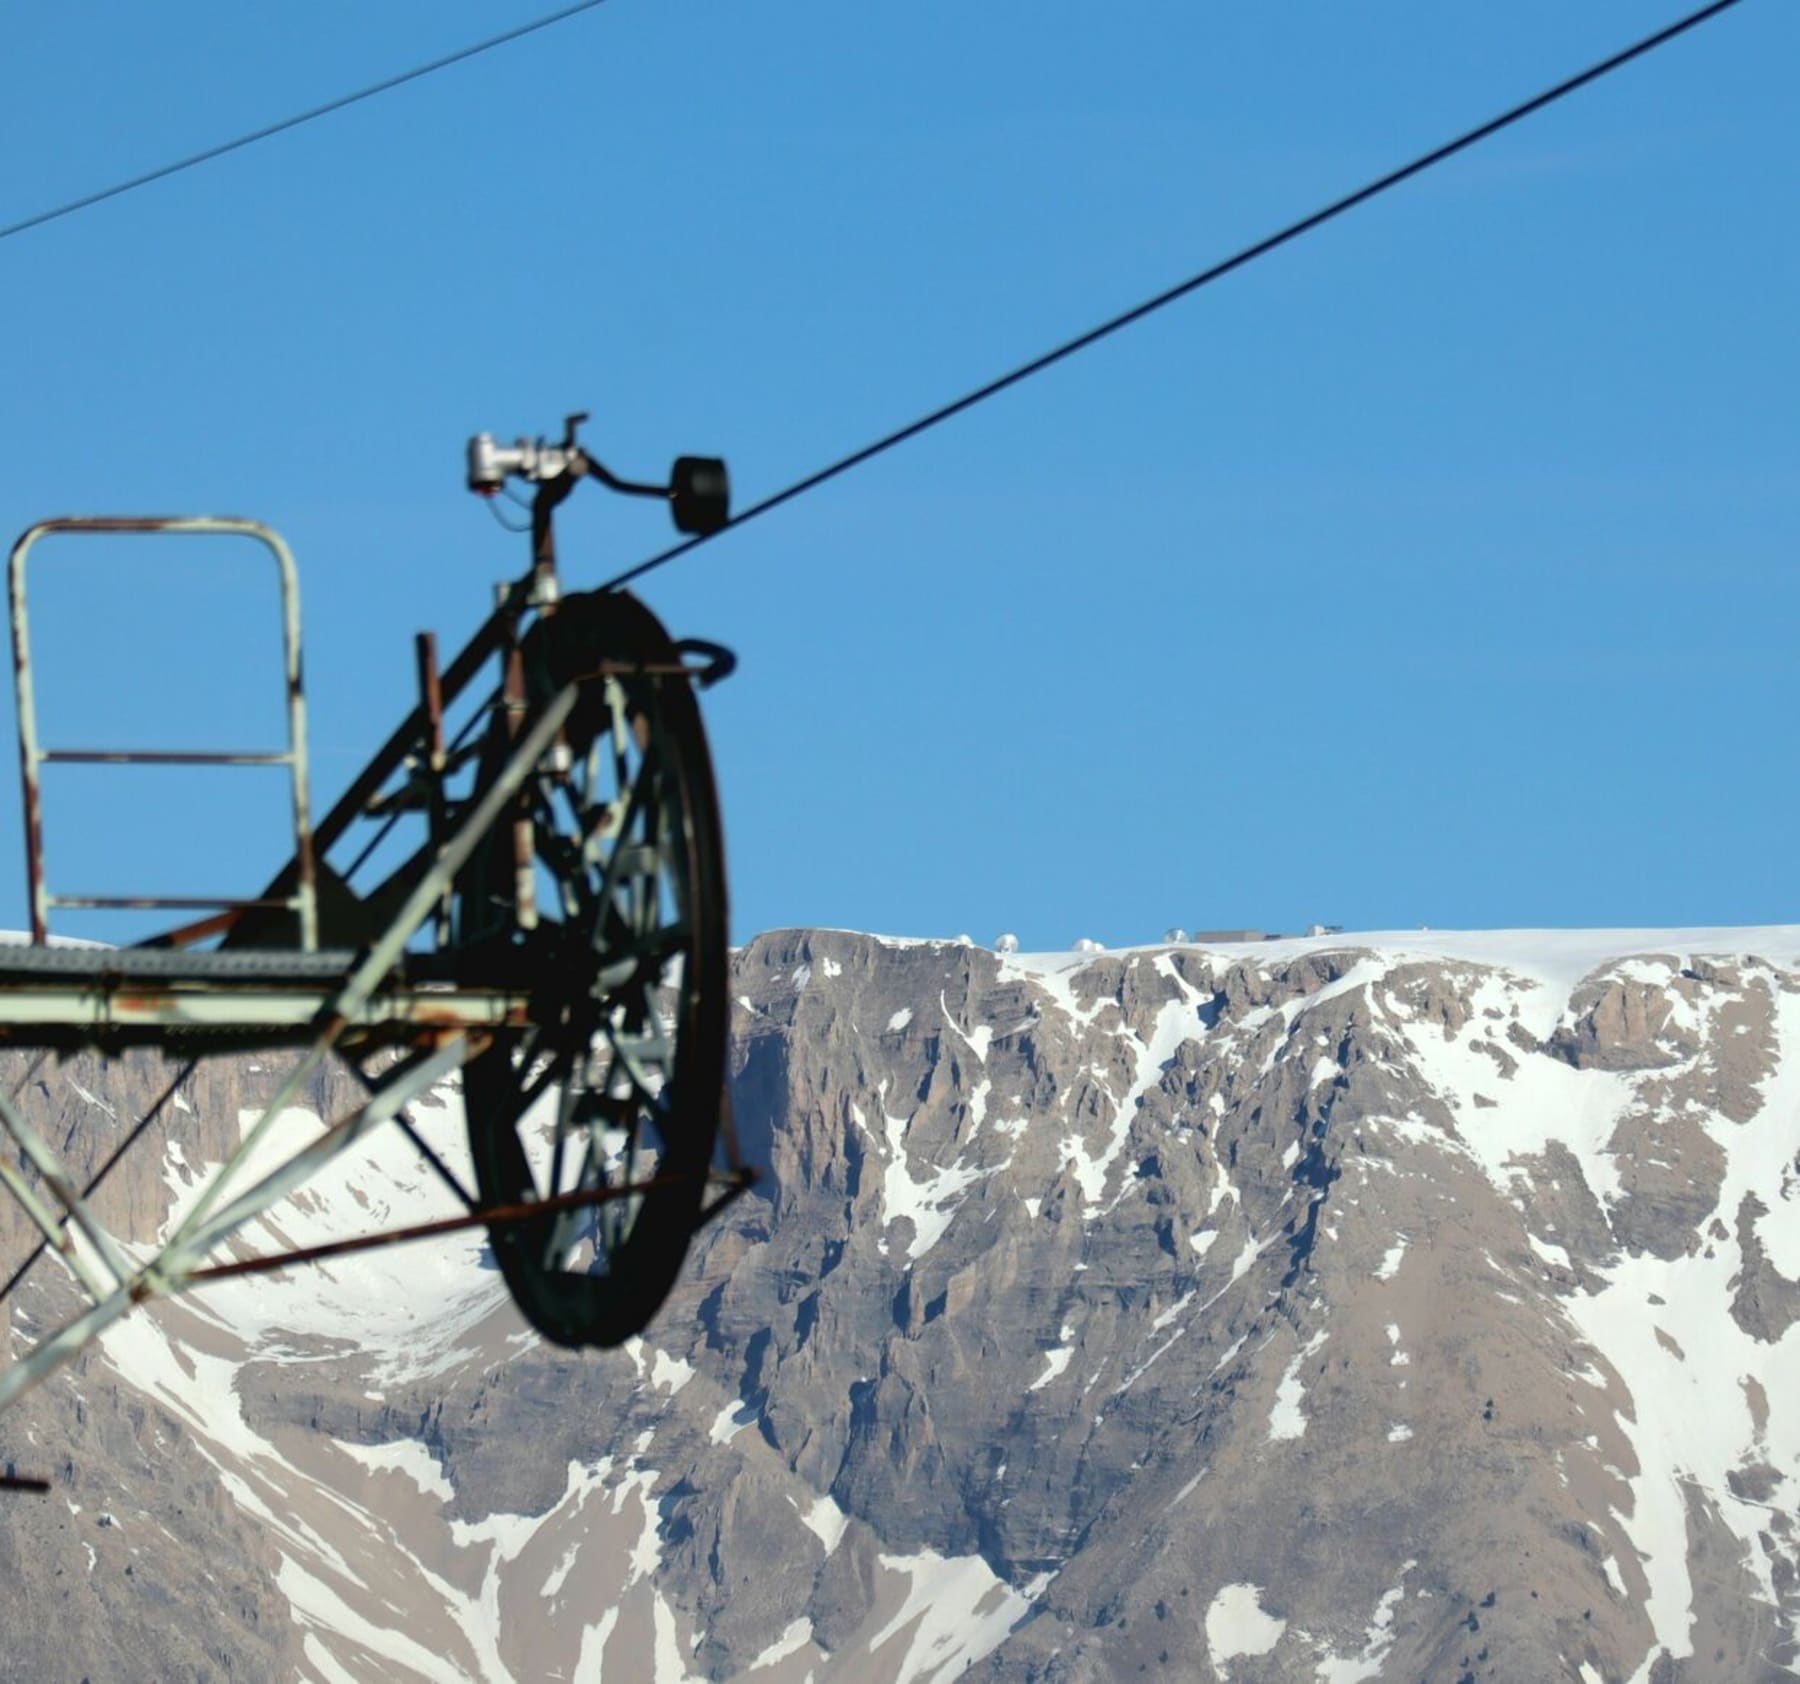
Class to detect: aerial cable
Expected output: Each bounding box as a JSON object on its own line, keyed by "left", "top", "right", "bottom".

{"left": 599, "top": 0, "right": 1749, "bottom": 594}
{"left": 0, "top": 0, "right": 612, "bottom": 245}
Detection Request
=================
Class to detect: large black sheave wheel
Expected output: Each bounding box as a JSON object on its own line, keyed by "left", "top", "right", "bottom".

{"left": 458, "top": 589, "right": 728, "bottom": 1348}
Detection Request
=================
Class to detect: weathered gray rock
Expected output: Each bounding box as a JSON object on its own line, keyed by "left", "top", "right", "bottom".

{"left": 1549, "top": 972, "right": 1692, "bottom": 1071}
{"left": 0, "top": 928, "right": 1796, "bottom": 1682}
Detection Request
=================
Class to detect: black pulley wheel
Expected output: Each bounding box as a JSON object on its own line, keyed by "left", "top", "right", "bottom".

{"left": 458, "top": 589, "right": 728, "bottom": 1348}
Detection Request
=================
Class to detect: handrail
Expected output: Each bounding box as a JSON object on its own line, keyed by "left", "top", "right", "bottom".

{"left": 8, "top": 517, "right": 318, "bottom": 949}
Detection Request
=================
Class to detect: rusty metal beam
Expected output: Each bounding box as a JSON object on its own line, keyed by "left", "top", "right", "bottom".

{"left": 0, "top": 982, "right": 532, "bottom": 1035}
{"left": 183, "top": 1170, "right": 746, "bottom": 1284}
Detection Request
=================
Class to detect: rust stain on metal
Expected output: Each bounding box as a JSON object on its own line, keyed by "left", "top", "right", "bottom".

{"left": 408, "top": 1004, "right": 526, "bottom": 1030}
{"left": 10, "top": 530, "right": 46, "bottom": 944}
{"left": 20, "top": 774, "right": 43, "bottom": 947}
{"left": 114, "top": 992, "right": 177, "bottom": 1013}
{"left": 415, "top": 633, "right": 446, "bottom": 768}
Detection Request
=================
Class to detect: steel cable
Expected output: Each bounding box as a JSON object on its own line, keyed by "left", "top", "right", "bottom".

{"left": 600, "top": 0, "right": 1750, "bottom": 593}
{"left": 0, "top": 0, "right": 613, "bottom": 245}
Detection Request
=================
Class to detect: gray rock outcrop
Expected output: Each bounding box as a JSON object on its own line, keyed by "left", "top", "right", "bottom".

{"left": 0, "top": 926, "right": 1795, "bottom": 1682}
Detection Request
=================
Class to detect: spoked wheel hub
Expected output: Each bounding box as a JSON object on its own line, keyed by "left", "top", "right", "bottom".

{"left": 458, "top": 589, "right": 730, "bottom": 1348}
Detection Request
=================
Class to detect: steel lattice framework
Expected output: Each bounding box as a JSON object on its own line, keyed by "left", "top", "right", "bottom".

{"left": 0, "top": 420, "right": 753, "bottom": 1465}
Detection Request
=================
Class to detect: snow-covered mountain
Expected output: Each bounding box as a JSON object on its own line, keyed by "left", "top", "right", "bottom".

{"left": 1, "top": 925, "right": 1798, "bottom": 1683}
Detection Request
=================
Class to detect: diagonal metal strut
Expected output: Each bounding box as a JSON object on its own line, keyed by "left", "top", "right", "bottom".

{"left": 0, "top": 1036, "right": 470, "bottom": 1418}
{"left": 0, "top": 684, "right": 581, "bottom": 1420}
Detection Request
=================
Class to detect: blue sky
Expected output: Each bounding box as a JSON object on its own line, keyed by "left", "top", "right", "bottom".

{"left": 0, "top": 1, "right": 1793, "bottom": 949}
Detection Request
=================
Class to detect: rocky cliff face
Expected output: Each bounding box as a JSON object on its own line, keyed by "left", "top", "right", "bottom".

{"left": 0, "top": 926, "right": 1796, "bottom": 1684}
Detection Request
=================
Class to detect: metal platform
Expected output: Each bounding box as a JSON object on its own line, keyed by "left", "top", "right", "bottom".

{"left": 0, "top": 943, "right": 360, "bottom": 980}
{"left": 0, "top": 939, "right": 532, "bottom": 1046}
